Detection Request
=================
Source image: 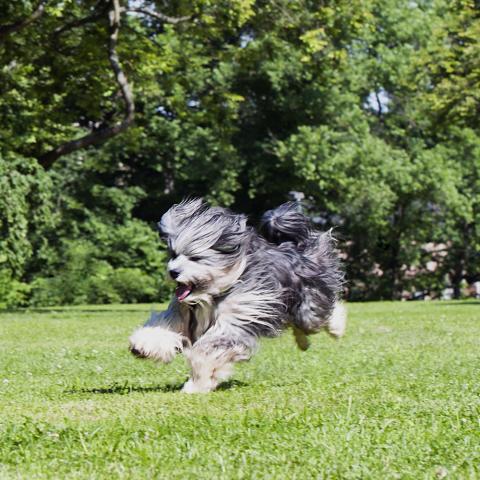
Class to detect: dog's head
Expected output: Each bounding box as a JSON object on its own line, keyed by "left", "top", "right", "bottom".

{"left": 158, "top": 199, "right": 249, "bottom": 303}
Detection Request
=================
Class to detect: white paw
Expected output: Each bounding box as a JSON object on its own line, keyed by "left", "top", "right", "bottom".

{"left": 181, "top": 378, "right": 216, "bottom": 394}
{"left": 328, "top": 302, "right": 347, "bottom": 338}
{"left": 129, "top": 326, "right": 185, "bottom": 363}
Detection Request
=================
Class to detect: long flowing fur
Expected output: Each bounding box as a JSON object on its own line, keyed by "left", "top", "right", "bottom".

{"left": 129, "top": 199, "right": 346, "bottom": 393}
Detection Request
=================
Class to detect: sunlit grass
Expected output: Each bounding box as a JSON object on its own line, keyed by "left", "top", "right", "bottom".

{"left": 0, "top": 301, "right": 479, "bottom": 479}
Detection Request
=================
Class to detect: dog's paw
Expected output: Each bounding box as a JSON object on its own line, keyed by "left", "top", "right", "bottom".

{"left": 129, "top": 326, "right": 185, "bottom": 363}
{"left": 181, "top": 378, "right": 216, "bottom": 394}
{"left": 293, "top": 326, "right": 310, "bottom": 351}
{"left": 327, "top": 302, "right": 347, "bottom": 338}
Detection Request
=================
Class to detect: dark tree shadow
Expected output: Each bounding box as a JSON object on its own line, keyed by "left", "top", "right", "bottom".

{"left": 433, "top": 301, "right": 480, "bottom": 306}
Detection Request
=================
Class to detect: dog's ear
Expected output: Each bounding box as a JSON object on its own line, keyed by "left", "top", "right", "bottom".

{"left": 213, "top": 213, "right": 248, "bottom": 253}
{"left": 238, "top": 215, "right": 247, "bottom": 232}
{"left": 158, "top": 198, "right": 206, "bottom": 238}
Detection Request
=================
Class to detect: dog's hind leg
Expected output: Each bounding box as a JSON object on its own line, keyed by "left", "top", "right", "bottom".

{"left": 293, "top": 288, "right": 347, "bottom": 346}
{"left": 182, "top": 324, "right": 257, "bottom": 393}
{"left": 326, "top": 301, "right": 347, "bottom": 338}
{"left": 292, "top": 325, "right": 310, "bottom": 351}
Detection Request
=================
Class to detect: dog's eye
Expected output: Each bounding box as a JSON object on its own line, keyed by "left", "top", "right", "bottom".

{"left": 190, "top": 256, "right": 202, "bottom": 262}
{"left": 215, "top": 245, "right": 240, "bottom": 254}
{"left": 168, "top": 249, "right": 178, "bottom": 259}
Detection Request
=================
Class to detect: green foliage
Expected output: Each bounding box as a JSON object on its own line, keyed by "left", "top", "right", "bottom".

{"left": 0, "top": 267, "right": 30, "bottom": 309}
{"left": 30, "top": 241, "right": 162, "bottom": 306}
{"left": 0, "top": 154, "right": 56, "bottom": 278}
{"left": 0, "top": 0, "right": 479, "bottom": 303}
{"left": 109, "top": 268, "right": 159, "bottom": 303}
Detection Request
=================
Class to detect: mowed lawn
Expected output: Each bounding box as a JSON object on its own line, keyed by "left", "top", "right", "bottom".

{"left": 0, "top": 302, "right": 479, "bottom": 479}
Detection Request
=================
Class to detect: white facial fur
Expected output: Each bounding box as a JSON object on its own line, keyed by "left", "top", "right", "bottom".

{"left": 167, "top": 250, "right": 247, "bottom": 304}
{"left": 159, "top": 199, "right": 249, "bottom": 304}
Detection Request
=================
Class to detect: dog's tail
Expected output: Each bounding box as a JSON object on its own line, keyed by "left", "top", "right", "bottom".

{"left": 259, "top": 203, "right": 311, "bottom": 247}
{"left": 261, "top": 203, "right": 347, "bottom": 342}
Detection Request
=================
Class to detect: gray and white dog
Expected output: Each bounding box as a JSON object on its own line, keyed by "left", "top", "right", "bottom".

{"left": 129, "top": 198, "right": 346, "bottom": 393}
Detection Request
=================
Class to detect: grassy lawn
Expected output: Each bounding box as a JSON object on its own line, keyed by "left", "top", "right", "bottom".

{"left": 0, "top": 301, "right": 479, "bottom": 479}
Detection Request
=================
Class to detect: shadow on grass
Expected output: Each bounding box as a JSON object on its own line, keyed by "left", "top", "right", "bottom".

{"left": 216, "top": 379, "right": 249, "bottom": 391}
{"left": 66, "top": 379, "right": 248, "bottom": 395}
{"left": 67, "top": 382, "right": 184, "bottom": 395}
{"left": 433, "top": 301, "right": 480, "bottom": 306}
{"left": 8, "top": 308, "right": 152, "bottom": 314}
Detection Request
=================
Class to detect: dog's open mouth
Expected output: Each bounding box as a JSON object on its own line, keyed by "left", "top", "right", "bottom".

{"left": 175, "top": 283, "right": 194, "bottom": 301}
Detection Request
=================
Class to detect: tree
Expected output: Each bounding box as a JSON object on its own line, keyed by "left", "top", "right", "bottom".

{"left": 411, "top": 0, "right": 480, "bottom": 297}
{"left": 1, "top": 0, "right": 479, "bottom": 305}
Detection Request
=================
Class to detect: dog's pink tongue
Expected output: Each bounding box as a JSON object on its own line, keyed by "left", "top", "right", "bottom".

{"left": 175, "top": 284, "right": 192, "bottom": 301}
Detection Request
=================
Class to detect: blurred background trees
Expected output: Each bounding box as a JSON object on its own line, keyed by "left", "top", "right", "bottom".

{"left": 0, "top": 0, "right": 478, "bottom": 306}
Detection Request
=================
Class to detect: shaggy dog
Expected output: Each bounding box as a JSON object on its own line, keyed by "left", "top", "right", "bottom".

{"left": 129, "top": 199, "right": 346, "bottom": 393}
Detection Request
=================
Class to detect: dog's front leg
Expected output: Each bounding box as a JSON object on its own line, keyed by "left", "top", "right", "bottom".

{"left": 129, "top": 298, "right": 190, "bottom": 363}
{"left": 182, "top": 323, "right": 257, "bottom": 393}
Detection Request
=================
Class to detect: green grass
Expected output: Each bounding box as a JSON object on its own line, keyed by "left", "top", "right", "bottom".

{"left": 0, "top": 302, "right": 479, "bottom": 479}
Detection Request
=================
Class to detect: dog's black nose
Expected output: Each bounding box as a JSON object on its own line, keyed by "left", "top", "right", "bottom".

{"left": 169, "top": 269, "right": 180, "bottom": 279}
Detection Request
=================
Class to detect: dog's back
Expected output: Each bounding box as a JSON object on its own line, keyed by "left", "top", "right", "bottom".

{"left": 259, "top": 203, "right": 346, "bottom": 345}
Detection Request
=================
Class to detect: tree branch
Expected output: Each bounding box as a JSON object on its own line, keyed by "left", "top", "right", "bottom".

{"left": 125, "top": 7, "right": 191, "bottom": 24}
{"left": 39, "top": 0, "right": 135, "bottom": 169}
{"left": 375, "top": 90, "right": 383, "bottom": 118}
{"left": 0, "top": 1, "right": 47, "bottom": 40}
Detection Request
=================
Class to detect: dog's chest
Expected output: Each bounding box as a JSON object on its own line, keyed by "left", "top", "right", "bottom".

{"left": 189, "top": 302, "right": 215, "bottom": 343}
